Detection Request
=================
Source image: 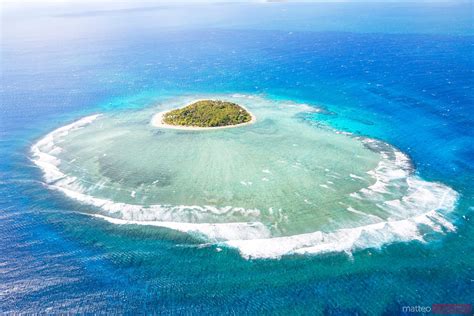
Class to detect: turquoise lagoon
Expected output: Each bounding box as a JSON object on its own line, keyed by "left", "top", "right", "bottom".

{"left": 31, "top": 95, "right": 458, "bottom": 259}
{"left": 1, "top": 2, "right": 473, "bottom": 314}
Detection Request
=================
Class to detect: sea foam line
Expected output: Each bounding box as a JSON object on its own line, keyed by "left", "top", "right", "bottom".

{"left": 31, "top": 109, "right": 459, "bottom": 259}
{"left": 31, "top": 114, "right": 271, "bottom": 241}
{"left": 224, "top": 208, "right": 456, "bottom": 259}
{"left": 89, "top": 214, "right": 270, "bottom": 241}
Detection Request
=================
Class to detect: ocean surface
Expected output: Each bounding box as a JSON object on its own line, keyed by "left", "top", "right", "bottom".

{"left": 1, "top": 2, "right": 473, "bottom": 314}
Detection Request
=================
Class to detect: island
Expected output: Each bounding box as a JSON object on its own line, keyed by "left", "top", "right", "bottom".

{"left": 151, "top": 100, "right": 256, "bottom": 130}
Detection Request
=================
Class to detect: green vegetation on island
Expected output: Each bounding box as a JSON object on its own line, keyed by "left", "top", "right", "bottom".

{"left": 163, "top": 100, "right": 252, "bottom": 127}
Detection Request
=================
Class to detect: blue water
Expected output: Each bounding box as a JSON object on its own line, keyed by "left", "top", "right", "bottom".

{"left": 1, "top": 2, "right": 473, "bottom": 314}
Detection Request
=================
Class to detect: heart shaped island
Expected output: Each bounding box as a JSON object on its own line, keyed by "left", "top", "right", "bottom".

{"left": 151, "top": 99, "right": 256, "bottom": 130}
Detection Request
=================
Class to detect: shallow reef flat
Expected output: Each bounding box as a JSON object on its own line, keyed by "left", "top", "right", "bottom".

{"left": 32, "top": 94, "right": 458, "bottom": 259}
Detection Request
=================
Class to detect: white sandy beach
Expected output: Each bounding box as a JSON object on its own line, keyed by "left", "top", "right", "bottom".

{"left": 150, "top": 102, "right": 256, "bottom": 131}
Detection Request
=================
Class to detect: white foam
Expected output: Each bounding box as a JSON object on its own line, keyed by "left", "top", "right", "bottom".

{"left": 225, "top": 208, "right": 455, "bottom": 259}
{"left": 346, "top": 206, "right": 383, "bottom": 222}
{"left": 89, "top": 214, "right": 270, "bottom": 241}
{"left": 31, "top": 114, "right": 101, "bottom": 183}
{"left": 350, "top": 173, "right": 365, "bottom": 180}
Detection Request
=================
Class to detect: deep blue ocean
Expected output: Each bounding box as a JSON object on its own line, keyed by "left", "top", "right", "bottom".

{"left": 1, "top": 2, "right": 473, "bottom": 314}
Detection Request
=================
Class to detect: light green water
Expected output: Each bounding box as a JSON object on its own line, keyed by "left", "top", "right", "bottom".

{"left": 34, "top": 95, "right": 458, "bottom": 258}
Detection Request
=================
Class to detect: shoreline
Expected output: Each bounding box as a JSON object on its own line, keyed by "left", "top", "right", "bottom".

{"left": 150, "top": 101, "right": 256, "bottom": 131}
